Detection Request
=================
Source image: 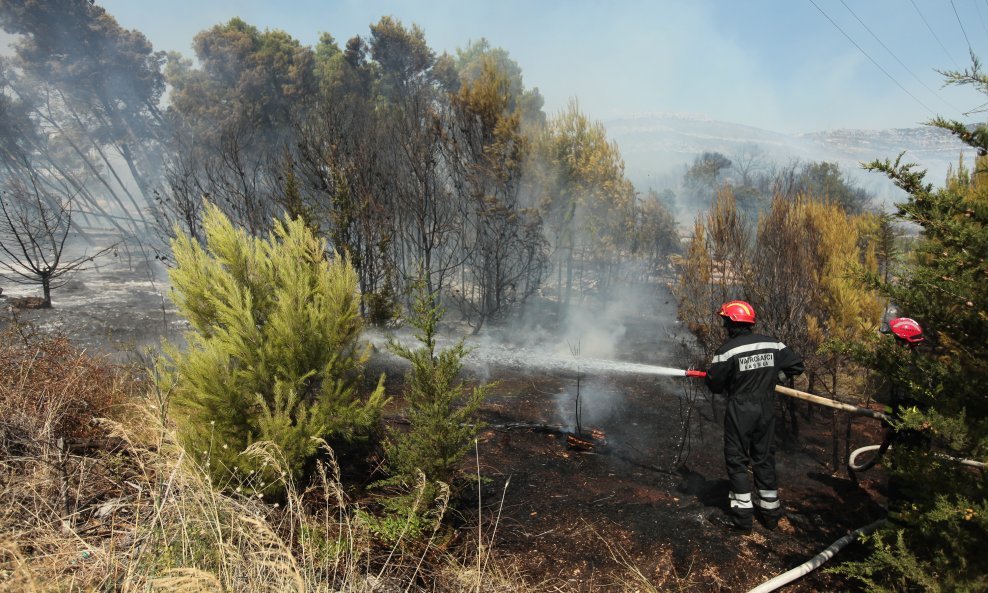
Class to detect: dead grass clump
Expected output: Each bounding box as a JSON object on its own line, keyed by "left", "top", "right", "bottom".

{"left": 0, "top": 327, "right": 144, "bottom": 590}
{"left": 5, "top": 416, "right": 533, "bottom": 592}
{"left": 600, "top": 530, "right": 703, "bottom": 592}
{"left": 0, "top": 327, "right": 138, "bottom": 448}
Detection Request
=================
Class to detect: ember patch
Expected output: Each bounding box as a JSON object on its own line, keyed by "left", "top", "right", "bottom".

{"left": 739, "top": 352, "right": 774, "bottom": 371}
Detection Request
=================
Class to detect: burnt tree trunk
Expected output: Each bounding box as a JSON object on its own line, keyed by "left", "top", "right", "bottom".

{"left": 41, "top": 273, "right": 53, "bottom": 308}
{"left": 830, "top": 369, "right": 840, "bottom": 472}
{"left": 782, "top": 375, "right": 799, "bottom": 446}
{"left": 843, "top": 414, "right": 854, "bottom": 474}
{"left": 804, "top": 373, "right": 817, "bottom": 422}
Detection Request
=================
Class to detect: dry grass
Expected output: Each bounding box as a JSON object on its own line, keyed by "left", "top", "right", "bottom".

{"left": 0, "top": 329, "right": 570, "bottom": 593}
{"left": 0, "top": 327, "right": 702, "bottom": 592}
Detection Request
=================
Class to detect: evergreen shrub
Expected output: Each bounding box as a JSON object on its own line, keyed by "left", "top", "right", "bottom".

{"left": 161, "top": 203, "right": 387, "bottom": 493}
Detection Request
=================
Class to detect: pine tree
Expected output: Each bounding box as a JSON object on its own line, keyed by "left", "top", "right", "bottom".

{"left": 835, "top": 59, "right": 988, "bottom": 591}
{"left": 161, "top": 202, "right": 388, "bottom": 493}
{"left": 384, "top": 281, "right": 489, "bottom": 490}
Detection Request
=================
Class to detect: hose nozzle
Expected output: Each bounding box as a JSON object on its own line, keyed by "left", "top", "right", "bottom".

{"left": 685, "top": 369, "right": 707, "bottom": 378}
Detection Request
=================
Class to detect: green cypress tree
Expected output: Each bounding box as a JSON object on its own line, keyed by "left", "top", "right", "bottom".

{"left": 161, "top": 202, "right": 388, "bottom": 493}
{"left": 835, "top": 60, "right": 988, "bottom": 591}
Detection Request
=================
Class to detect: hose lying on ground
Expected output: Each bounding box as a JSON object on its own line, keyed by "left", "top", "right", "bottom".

{"left": 749, "top": 390, "right": 983, "bottom": 592}
{"left": 749, "top": 444, "right": 984, "bottom": 593}
{"left": 850, "top": 444, "right": 987, "bottom": 471}
{"left": 744, "top": 519, "right": 886, "bottom": 593}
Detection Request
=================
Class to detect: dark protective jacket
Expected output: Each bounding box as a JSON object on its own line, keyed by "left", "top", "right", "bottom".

{"left": 705, "top": 330, "right": 804, "bottom": 400}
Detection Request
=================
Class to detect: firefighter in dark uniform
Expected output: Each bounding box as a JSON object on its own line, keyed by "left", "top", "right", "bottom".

{"left": 705, "top": 300, "right": 805, "bottom": 532}
{"left": 882, "top": 317, "right": 925, "bottom": 436}
{"left": 881, "top": 317, "right": 928, "bottom": 524}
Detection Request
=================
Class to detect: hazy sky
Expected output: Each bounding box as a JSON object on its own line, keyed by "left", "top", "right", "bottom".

{"left": 95, "top": 0, "right": 988, "bottom": 133}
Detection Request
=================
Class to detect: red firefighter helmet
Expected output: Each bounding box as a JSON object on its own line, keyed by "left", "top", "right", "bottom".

{"left": 888, "top": 317, "right": 924, "bottom": 344}
{"left": 718, "top": 300, "right": 756, "bottom": 324}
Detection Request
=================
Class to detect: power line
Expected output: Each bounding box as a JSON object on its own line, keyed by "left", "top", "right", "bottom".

{"left": 975, "top": 0, "right": 988, "bottom": 38}
{"left": 839, "top": 0, "right": 961, "bottom": 115}
{"left": 950, "top": 0, "right": 974, "bottom": 53}
{"left": 808, "top": 0, "right": 936, "bottom": 117}
{"left": 910, "top": 0, "right": 961, "bottom": 69}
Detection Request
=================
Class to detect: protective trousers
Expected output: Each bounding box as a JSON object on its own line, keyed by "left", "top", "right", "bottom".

{"left": 724, "top": 397, "right": 781, "bottom": 526}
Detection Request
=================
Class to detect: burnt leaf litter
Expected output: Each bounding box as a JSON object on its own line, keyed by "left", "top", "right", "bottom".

{"left": 455, "top": 367, "right": 885, "bottom": 592}
{"left": 366, "top": 305, "right": 888, "bottom": 592}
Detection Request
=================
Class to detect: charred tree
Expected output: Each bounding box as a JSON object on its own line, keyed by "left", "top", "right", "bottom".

{"left": 0, "top": 175, "right": 114, "bottom": 307}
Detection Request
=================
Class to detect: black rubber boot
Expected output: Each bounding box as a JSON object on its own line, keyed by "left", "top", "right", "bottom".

{"left": 709, "top": 512, "right": 753, "bottom": 534}
{"left": 757, "top": 513, "right": 780, "bottom": 531}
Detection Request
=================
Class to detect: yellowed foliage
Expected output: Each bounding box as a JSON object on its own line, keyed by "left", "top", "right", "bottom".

{"left": 533, "top": 100, "right": 636, "bottom": 255}
{"left": 799, "top": 198, "right": 883, "bottom": 345}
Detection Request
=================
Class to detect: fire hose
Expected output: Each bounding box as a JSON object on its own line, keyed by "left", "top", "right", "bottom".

{"left": 684, "top": 370, "right": 889, "bottom": 421}
{"left": 758, "top": 439, "right": 984, "bottom": 593}
{"left": 743, "top": 519, "right": 886, "bottom": 593}
{"left": 850, "top": 444, "right": 987, "bottom": 471}
{"left": 685, "top": 370, "right": 986, "bottom": 470}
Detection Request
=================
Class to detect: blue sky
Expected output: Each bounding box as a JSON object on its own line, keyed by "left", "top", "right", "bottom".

{"left": 96, "top": 0, "right": 988, "bottom": 133}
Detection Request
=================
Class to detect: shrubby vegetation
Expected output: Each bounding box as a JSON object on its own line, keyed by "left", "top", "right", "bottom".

{"left": 161, "top": 203, "right": 387, "bottom": 492}
{"left": 0, "top": 329, "right": 527, "bottom": 591}
{"left": 0, "top": 204, "right": 505, "bottom": 589}
{"left": 832, "top": 87, "right": 988, "bottom": 589}
{"left": 362, "top": 279, "right": 490, "bottom": 544}
{"left": 383, "top": 280, "right": 489, "bottom": 491}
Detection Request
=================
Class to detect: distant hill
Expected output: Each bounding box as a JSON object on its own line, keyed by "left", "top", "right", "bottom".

{"left": 605, "top": 113, "right": 975, "bottom": 208}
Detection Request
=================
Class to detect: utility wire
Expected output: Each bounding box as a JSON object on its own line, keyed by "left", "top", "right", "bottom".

{"left": 950, "top": 0, "right": 974, "bottom": 53}
{"left": 910, "top": 0, "right": 961, "bottom": 69}
{"left": 839, "top": 0, "right": 961, "bottom": 115}
{"left": 808, "top": 0, "right": 936, "bottom": 117}
{"left": 976, "top": 0, "right": 988, "bottom": 38}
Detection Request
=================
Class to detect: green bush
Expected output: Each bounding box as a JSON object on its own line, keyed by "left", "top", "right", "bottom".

{"left": 384, "top": 282, "right": 489, "bottom": 492}
{"left": 160, "top": 202, "right": 388, "bottom": 493}
{"left": 356, "top": 477, "right": 448, "bottom": 547}
{"left": 833, "top": 59, "right": 988, "bottom": 590}
{"left": 365, "top": 287, "right": 399, "bottom": 327}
